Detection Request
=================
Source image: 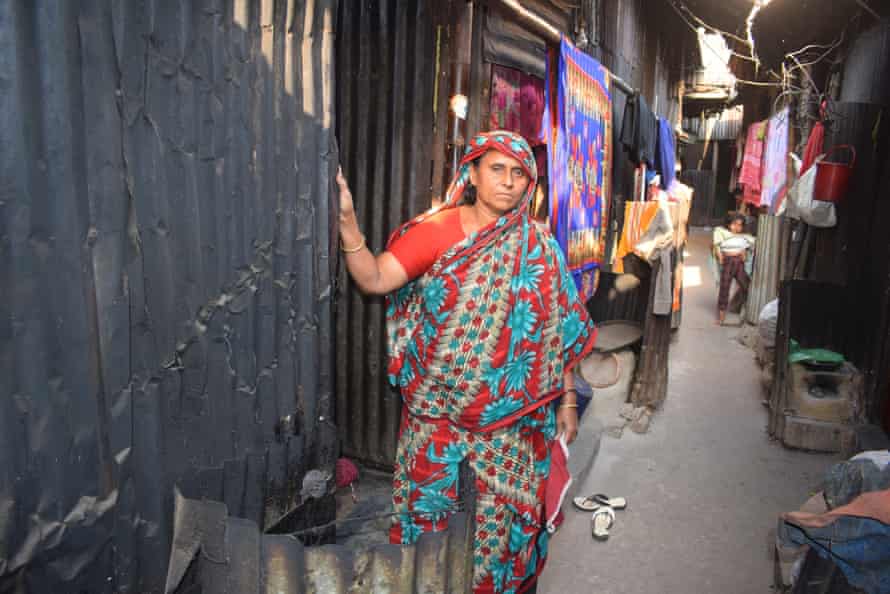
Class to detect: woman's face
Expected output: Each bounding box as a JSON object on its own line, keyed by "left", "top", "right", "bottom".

{"left": 469, "top": 150, "right": 531, "bottom": 215}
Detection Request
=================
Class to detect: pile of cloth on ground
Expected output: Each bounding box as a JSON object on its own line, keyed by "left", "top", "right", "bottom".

{"left": 776, "top": 450, "right": 890, "bottom": 592}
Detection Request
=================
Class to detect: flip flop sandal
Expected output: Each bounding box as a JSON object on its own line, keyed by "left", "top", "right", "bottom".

{"left": 591, "top": 506, "right": 616, "bottom": 541}
{"left": 572, "top": 493, "right": 628, "bottom": 512}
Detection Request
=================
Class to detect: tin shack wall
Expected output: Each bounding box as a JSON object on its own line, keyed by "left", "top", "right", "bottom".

{"left": 334, "top": 0, "right": 437, "bottom": 469}
{"left": 0, "top": 1, "right": 337, "bottom": 592}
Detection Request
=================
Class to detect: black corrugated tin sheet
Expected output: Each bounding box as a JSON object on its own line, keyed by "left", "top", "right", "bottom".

{"left": 334, "top": 0, "right": 437, "bottom": 470}
{"left": 165, "top": 486, "right": 475, "bottom": 594}
{"left": 0, "top": 1, "right": 337, "bottom": 591}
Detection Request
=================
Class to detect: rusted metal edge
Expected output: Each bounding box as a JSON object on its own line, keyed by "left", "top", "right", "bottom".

{"left": 484, "top": 0, "right": 636, "bottom": 96}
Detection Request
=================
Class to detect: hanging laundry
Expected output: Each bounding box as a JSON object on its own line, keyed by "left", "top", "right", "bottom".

{"left": 490, "top": 65, "right": 522, "bottom": 134}
{"left": 619, "top": 92, "right": 658, "bottom": 167}
{"left": 655, "top": 117, "right": 676, "bottom": 191}
{"left": 544, "top": 37, "right": 612, "bottom": 300}
{"left": 490, "top": 64, "right": 546, "bottom": 147}
{"left": 520, "top": 73, "right": 546, "bottom": 144}
{"left": 612, "top": 199, "right": 675, "bottom": 315}
{"left": 613, "top": 200, "right": 662, "bottom": 274}
{"left": 739, "top": 120, "right": 767, "bottom": 206}
{"left": 761, "top": 107, "right": 790, "bottom": 211}
{"left": 801, "top": 108, "right": 826, "bottom": 175}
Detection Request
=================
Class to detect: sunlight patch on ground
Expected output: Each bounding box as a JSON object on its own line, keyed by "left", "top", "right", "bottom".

{"left": 683, "top": 265, "right": 703, "bottom": 288}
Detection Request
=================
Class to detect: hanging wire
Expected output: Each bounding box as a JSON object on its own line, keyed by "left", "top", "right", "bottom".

{"left": 666, "top": 1, "right": 784, "bottom": 89}
{"left": 667, "top": 1, "right": 756, "bottom": 63}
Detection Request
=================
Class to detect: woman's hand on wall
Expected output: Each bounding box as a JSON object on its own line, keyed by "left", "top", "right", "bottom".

{"left": 337, "top": 167, "right": 356, "bottom": 222}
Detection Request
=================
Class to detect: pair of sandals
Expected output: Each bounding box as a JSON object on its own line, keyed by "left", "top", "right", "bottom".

{"left": 571, "top": 493, "right": 627, "bottom": 541}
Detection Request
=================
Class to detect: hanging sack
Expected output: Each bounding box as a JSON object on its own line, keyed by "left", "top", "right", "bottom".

{"left": 787, "top": 154, "right": 836, "bottom": 227}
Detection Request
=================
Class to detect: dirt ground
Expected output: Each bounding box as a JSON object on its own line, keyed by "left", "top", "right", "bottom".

{"left": 539, "top": 228, "right": 841, "bottom": 594}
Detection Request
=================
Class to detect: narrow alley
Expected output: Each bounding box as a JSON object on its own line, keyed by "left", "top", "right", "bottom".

{"left": 5, "top": 1, "right": 890, "bottom": 593}
{"left": 541, "top": 229, "right": 841, "bottom": 594}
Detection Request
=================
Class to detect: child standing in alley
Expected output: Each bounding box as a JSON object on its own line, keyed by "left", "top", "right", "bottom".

{"left": 713, "top": 213, "right": 755, "bottom": 325}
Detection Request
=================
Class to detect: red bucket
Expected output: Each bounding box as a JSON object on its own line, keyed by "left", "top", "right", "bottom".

{"left": 814, "top": 145, "right": 856, "bottom": 203}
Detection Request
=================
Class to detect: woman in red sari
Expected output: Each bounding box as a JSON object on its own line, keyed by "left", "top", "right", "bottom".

{"left": 337, "top": 131, "right": 596, "bottom": 593}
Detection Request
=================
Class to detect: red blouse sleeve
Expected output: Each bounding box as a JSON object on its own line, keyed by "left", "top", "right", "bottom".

{"left": 388, "top": 208, "right": 466, "bottom": 281}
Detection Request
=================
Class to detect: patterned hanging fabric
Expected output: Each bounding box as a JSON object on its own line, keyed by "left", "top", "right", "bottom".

{"left": 544, "top": 37, "right": 612, "bottom": 301}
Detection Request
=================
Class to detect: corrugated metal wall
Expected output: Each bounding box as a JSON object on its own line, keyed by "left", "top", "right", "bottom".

{"left": 165, "top": 487, "right": 475, "bottom": 593}
{"left": 746, "top": 215, "right": 793, "bottom": 325}
{"left": 803, "top": 101, "right": 890, "bottom": 422}
{"left": 590, "top": 0, "right": 683, "bottom": 121}
{"left": 334, "top": 1, "right": 437, "bottom": 469}
{"left": 682, "top": 105, "right": 744, "bottom": 141}
{"left": 680, "top": 169, "right": 717, "bottom": 227}
{"left": 0, "top": 1, "right": 337, "bottom": 592}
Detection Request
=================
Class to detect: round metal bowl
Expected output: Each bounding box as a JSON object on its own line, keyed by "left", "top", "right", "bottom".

{"left": 593, "top": 320, "right": 643, "bottom": 353}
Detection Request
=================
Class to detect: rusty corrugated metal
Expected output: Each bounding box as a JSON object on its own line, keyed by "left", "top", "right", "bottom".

{"left": 0, "top": 1, "right": 337, "bottom": 592}
{"left": 335, "top": 1, "right": 437, "bottom": 469}
{"left": 165, "top": 480, "right": 475, "bottom": 593}
{"left": 681, "top": 169, "right": 717, "bottom": 226}
{"left": 682, "top": 106, "right": 744, "bottom": 141}
{"left": 590, "top": 0, "right": 682, "bottom": 120}
{"left": 745, "top": 215, "right": 793, "bottom": 325}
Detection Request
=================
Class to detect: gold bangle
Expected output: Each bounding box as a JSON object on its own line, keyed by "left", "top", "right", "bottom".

{"left": 341, "top": 235, "right": 366, "bottom": 254}
{"left": 559, "top": 403, "right": 578, "bottom": 409}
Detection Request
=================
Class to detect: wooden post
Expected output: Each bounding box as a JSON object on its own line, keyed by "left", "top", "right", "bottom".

{"left": 630, "top": 258, "right": 671, "bottom": 408}
{"left": 443, "top": 2, "right": 474, "bottom": 186}
{"left": 711, "top": 134, "right": 719, "bottom": 221}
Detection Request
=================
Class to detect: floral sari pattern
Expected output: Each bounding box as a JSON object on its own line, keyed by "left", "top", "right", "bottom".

{"left": 386, "top": 132, "right": 597, "bottom": 593}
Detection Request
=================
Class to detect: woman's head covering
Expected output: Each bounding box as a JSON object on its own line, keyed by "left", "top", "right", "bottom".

{"left": 442, "top": 131, "right": 538, "bottom": 214}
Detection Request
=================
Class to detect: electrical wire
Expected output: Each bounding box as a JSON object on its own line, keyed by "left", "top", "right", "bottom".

{"left": 672, "top": 0, "right": 749, "bottom": 46}
{"left": 667, "top": 1, "right": 756, "bottom": 63}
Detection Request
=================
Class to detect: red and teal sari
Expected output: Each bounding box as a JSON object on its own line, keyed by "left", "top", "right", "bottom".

{"left": 386, "top": 131, "right": 597, "bottom": 593}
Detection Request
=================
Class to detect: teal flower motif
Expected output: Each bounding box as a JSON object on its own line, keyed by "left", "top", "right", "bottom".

{"left": 503, "top": 351, "right": 535, "bottom": 393}
{"left": 562, "top": 311, "right": 583, "bottom": 347}
{"left": 423, "top": 278, "right": 448, "bottom": 314}
{"left": 481, "top": 363, "right": 504, "bottom": 395}
{"left": 398, "top": 363, "right": 415, "bottom": 387}
{"left": 512, "top": 263, "right": 545, "bottom": 292}
{"left": 415, "top": 490, "right": 454, "bottom": 520}
{"left": 480, "top": 396, "right": 524, "bottom": 425}
{"left": 428, "top": 442, "right": 467, "bottom": 465}
{"left": 422, "top": 319, "right": 437, "bottom": 341}
{"left": 507, "top": 302, "right": 537, "bottom": 339}
{"left": 509, "top": 520, "right": 533, "bottom": 554}
{"left": 538, "top": 530, "right": 550, "bottom": 558}
{"left": 399, "top": 514, "right": 423, "bottom": 544}
{"left": 392, "top": 284, "right": 415, "bottom": 310}
{"left": 491, "top": 558, "right": 514, "bottom": 592}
